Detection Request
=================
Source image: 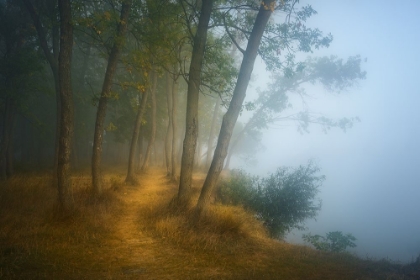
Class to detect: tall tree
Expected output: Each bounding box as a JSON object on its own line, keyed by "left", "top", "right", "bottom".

{"left": 141, "top": 70, "right": 158, "bottom": 170}
{"left": 196, "top": 0, "right": 276, "bottom": 215}
{"left": 56, "top": 0, "right": 74, "bottom": 212}
{"left": 125, "top": 78, "right": 150, "bottom": 184}
{"left": 225, "top": 55, "right": 366, "bottom": 167}
{"left": 170, "top": 71, "right": 179, "bottom": 181}
{"left": 92, "top": 0, "right": 132, "bottom": 194}
{"left": 196, "top": 0, "right": 333, "bottom": 216}
{"left": 23, "top": 0, "right": 61, "bottom": 180}
{"left": 0, "top": 1, "right": 42, "bottom": 179}
{"left": 205, "top": 97, "right": 221, "bottom": 169}
{"left": 164, "top": 72, "right": 173, "bottom": 175}
{"left": 178, "top": 0, "right": 214, "bottom": 201}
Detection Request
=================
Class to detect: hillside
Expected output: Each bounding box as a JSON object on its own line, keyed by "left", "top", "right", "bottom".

{"left": 0, "top": 169, "right": 418, "bottom": 279}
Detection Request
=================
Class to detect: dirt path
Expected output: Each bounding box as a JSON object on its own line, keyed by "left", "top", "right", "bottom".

{"left": 102, "top": 169, "right": 179, "bottom": 279}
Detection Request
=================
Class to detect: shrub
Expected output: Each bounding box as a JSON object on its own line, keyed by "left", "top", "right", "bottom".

{"left": 302, "top": 231, "right": 357, "bottom": 253}
{"left": 217, "top": 161, "right": 324, "bottom": 238}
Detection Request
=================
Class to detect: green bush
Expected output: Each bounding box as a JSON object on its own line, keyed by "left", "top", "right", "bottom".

{"left": 217, "top": 161, "right": 324, "bottom": 238}
{"left": 302, "top": 231, "right": 357, "bottom": 252}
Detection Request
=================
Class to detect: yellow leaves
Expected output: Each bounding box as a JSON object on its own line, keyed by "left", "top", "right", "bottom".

{"left": 136, "top": 84, "right": 146, "bottom": 93}
{"left": 105, "top": 91, "right": 119, "bottom": 100}
{"left": 106, "top": 122, "right": 117, "bottom": 132}
{"left": 261, "top": 0, "right": 276, "bottom": 11}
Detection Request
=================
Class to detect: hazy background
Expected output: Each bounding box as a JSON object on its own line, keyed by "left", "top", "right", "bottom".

{"left": 233, "top": 1, "right": 420, "bottom": 263}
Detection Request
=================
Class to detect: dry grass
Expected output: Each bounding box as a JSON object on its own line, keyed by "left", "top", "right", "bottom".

{"left": 0, "top": 168, "right": 418, "bottom": 279}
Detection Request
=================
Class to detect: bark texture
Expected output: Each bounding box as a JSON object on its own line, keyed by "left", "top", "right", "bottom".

{"left": 23, "top": 0, "right": 60, "bottom": 181}
{"left": 178, "top": 0, "right": 214, "bottom": 200}
{"left": 92, "top": 0, "right": 132, "bottom": 194}
{"left": 57, "top": 0, "right": 74, "bottom": 212}
{"left": 141, "top": 70, "right": 158, "bottom": 170}
{"left": 196, "top": 1, "right": 274, "bottom": 215}
{"left": 205, "top": 97, "right": 221, "bottom": 169}
{"left": 0, "top": 99, "right": 16, "bottom": 180}
{"left": 164, "top": 72, "right": 173, "bottom": 176}
{"left": 125, "top": 89, "right": 149, "bottom": 184}
{"left": 170, "top": 76, "right": 179, "bottom": 181}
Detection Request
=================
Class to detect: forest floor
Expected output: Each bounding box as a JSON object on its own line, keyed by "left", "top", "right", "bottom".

{"left": 0, "top": 168, "right": 419, "bottom": 279}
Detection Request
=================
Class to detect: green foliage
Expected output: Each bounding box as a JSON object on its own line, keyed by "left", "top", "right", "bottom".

{"left": 218, "top": 161, "right": 324, "bottom": 238}
{"left": 302, "top": 231, "right": 357, "bottom": 253}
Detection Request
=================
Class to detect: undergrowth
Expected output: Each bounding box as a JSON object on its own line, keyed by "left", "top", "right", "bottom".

{"left": 0, "top": 169, "right": 418, "bottom": 279}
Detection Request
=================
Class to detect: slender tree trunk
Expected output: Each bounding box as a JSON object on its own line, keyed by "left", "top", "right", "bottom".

{"left": 224, "top": 125, "right": 247, "bottom": 169}
{"left": 224, "top": 98, "right": 272, "bottom": 169}
{"left": 136, "top": 128, "right": 143, "bottom": 172}
{"left": 0, "top": 99, "right": 15, "bottom": 180}
{"left": 164, "top": 72, "right": 173, "bottom": 176}
{"left": 178, "top": 0, "right": 214, "bottom": 200}
{"left": 56, "top": 0, "right": 74, "bottom": 212}
{"left": 141, "top": 70, "right": 158, "bottom": 171}
{"left": 224, "top": 147, "right": 234, "bottom": 169}
{"left": 205, "top": 97, "right": 220, "bottom": 169}
{"left": 6, "top": 104, "right": 16, "bottom": 178}
{"left": 195, "top": 138, "right": 202, "bottom": 168}
{"left": 22, "top": 0, "right": 60, "bottom": 181}
{"left": 91, "top": 0, "right": 132, "bottom": 194}
{"left": 170, "top": 76, "right": 179, "bottom": 181}
{"left": 126, "top": 89, "right": 149, "bottom": 184}
{"left": 196, "top": 0, "right": 274, "bottom": 216}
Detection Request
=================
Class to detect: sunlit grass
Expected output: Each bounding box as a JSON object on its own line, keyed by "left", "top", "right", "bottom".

{"left": 0, "top": 168, "right": 418, "bottom": 279}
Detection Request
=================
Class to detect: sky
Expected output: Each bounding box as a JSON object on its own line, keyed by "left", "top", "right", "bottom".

{"left": 233, "top": 1, "right": 420, "bottom": 263}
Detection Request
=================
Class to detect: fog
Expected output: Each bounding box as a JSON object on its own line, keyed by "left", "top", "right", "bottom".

{"left": 233, "top": 1, "right": 420, "bottom": 263}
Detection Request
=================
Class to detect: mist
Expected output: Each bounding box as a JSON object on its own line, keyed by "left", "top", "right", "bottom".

{"left": 2, "top": 1, "right": 420, "bottom": 278}
{"left": 231, "top": 1, "right": 420, "bottom": 263}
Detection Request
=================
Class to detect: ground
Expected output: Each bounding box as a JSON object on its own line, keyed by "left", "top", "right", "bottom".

{"left": 0, "top": 168, "right": 418, "bottom": 279}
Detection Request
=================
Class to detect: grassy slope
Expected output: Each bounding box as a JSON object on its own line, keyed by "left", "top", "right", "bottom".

{"left": 0, "top": 168, "right": 418, "bottom": 279}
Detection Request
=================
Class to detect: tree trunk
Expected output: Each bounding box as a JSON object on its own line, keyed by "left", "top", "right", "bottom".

{"left": 195, "top": 137, "right": 202, "bottom": 168}
{"left": 22, "top": 0, "right": 60, "bottom": 181}
{"left": 136, "top": 128, "right": 143, "bottom": 172}
{"left": 224, "top": 124, "right": 248, "bottom": 169}
{"left": 205, "top": 97, "right": 220, "bottom": 169}
{"left": 178, "top": 0, "right": 214, "bottom": 200}
{"left": 0, "top": 99, "right": 16, "bottom": 180}
{"left": 141, "top": 70, "right": 158, "bottom": 171}
{"left": 196, "top": 0, "right": 274, "bottom": 216}
{"left": 126, "top": 89, "right": 149, "bottom": 184}
{"left": 6, "top": 104, "right": 16, "bottom": 178}
{"left": 170, "top": 76, "right": 179, "bottom": 181}
{"left": 56, "top": 0, "right": 74, "bottom": 212}
{"left": 91, "top": 0, "right": 132, "bottom": 194}
{"left": 164, "top": 72, "right": 173, "bottom": 176}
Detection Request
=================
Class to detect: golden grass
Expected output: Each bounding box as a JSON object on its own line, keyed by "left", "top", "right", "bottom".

{"left": 0, "top": 168, "right": 418, "bottom": 279}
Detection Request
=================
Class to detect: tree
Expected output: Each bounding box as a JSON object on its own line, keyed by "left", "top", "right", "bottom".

{"left": 92, "top": 0, "right": 132, "bottom": 194}
{"left": 0, "top": 1, "right": 43, "bottom": 179}
{"left": 205, "top": 97, "right": 221, "bottom": 169}
{"left": 56, "top": 0, "right": 74, "bottom": 212}
{"left": 170, "top": 70, "right": 180, "bottom": 181}
{"left": 141, "top": 70, "right": 158, "bottom": 171}
{"left": 178, "top": 0, "right": 215, "bottom": 201}
{"left": 303, "top": 231, "right": 357, "bottom": 253}
{"left": 164, "top": 72, "right": 173, "bottom": 175}
{"left": 217, "top": 161, "right": 324, "bottom": 238}
{"left": 125, "top": 74, "right": 150, "bottom": 184}
{"left": 23, "top": 0, "right": 62, "bottom": 180}
{"left": 196, "top": 0, "right": 333, "bottom": 216}
{"left": 225, "top": 55, "right": 366, "bottom": 167}
{"left": 196, "top": 0, "right": 276, "bottom": 215}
